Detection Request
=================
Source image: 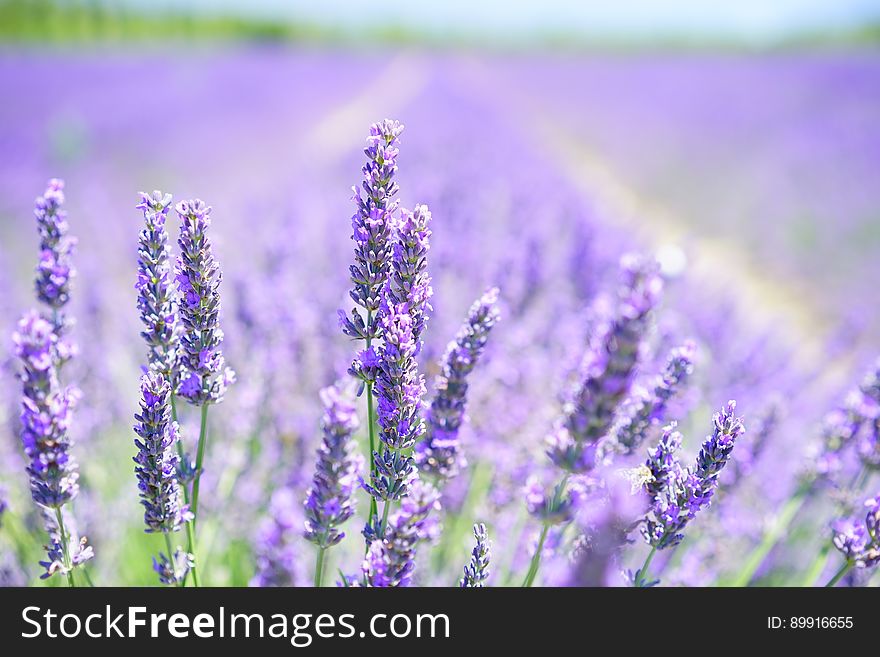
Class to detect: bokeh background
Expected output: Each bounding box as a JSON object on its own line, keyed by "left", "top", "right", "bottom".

{"left": 1, "top": 0, "right": 879, "bottom": 587}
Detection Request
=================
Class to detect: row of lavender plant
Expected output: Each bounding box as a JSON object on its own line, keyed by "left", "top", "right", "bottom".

{"left": 6, "top": 119, "right": 879, "bottom": 587}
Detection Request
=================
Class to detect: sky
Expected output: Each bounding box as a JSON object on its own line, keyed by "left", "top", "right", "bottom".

{"left": 132, "top": 0, "right": 880, "bottom": 41}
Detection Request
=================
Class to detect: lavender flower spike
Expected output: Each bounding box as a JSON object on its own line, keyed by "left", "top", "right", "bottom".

{"left": 363, "top": 480, "right": 440, "bottom": 587}
{"left": 133, "top": 372, "right": 191, "bottom": 534}
{"left": 459, "top": 523, "right": 491, "bottom": 587}
{"left": 175, "top": 199, "right": 235, "bottom": 405}
{"left": 832, "top": 493, "right": 880, "bottom": 569}
{"left": 365, "top": 298, "right": 426, "bottom": 503}
{"left": 601, "top": 341, "right": 695, "bottom": 459}
{"left": 153, "top": 549, "right": 194, "bottom": 586}
{"left": 13, "top": 311, "right": 80, "bottom": 509}
{"left": 549, "top": 255, "right": 662, "bottom": 473}
{"left": 339, "top": 119, "right": 403, "bottom": 343}
{"left": 34, "top": 179, "right": 76, "bottom": 325}
{"left": 643, "top": 423, "right": 684, "bottom": 500}
{"left": 642, "top": 401, "right": 745, "bottom": 550}
{"left": 304, "top": 385, "right": 364, "bottom": 549}
{"left": 417, "top": 287, "right": 501, "bottom": 480}
{"left": 136, "top": 191, "right": 179, "bottom": 382}
{"left": 386, "top": 204, "right": 433, "bottom": 351}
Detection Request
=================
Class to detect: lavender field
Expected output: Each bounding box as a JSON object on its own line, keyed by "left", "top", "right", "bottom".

{"left": 0, "top": 48, "right": 878, "bottom": 588}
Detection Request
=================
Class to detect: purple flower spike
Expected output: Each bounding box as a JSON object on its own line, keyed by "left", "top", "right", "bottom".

{"left": 832, "top": 494, "right": 880, "bottom": 569}
{"left": 33, "top": 179, "right": 76, "bottom": 323}
{"left": 133, "top": 372, "right": 191, "bottom": 535}
{"left": 459, "top": 523, "right": 491, "bottom": 587}
{"left": 304, "top": 384, "right": 364, "bottom": 549}
{"left": 386, "top": 204, "right": 433, "bottom": 352}
{"left": 153, "top": 548, "right": 194, "bottom": 586}
{"left": 855, "top": 362, "right": 880, "bottom": 469}
{"left": 642, "top": 401, "right": 745, "bottom": 550}
{"left": 549, "top": 255, "right": 662, "bottom": 474}
{"left": 340, "top": 120, "right": 403, "bottom": 342}
{"left": 362, "top": 479, "right": 440, "bottom": 587}
{"left": 365, "top": 298, "right": 426, "bottom": 502}
{"left": 417, "top": 287, "right": 501, "bottom": 480}
{"left": 251, "top": 488, "right": 305, "bottom": 587}
{"left": 136, "top": 191, "right": 179, "bottom": 383}
{"left": 643, "top": 423, "right": 684, "bottom": 500}
{"left": 600, "top": 341, "right": 695, "bottom": 459}
{"left": 175, "top": 199, "right": 235, "bottom": 405}
{"left": 13, "top": 311, "right": 81, "bottom": 509}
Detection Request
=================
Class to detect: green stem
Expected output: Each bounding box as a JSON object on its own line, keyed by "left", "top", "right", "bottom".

{"left": 185, "top": 404, "right": 210, "bottom": 586}
{"left": 184, "top": 520, "right": 200, "bottom": 587}
{"left": 164, "top": 533, "right": 181, "bottom": 588}
{"left": 314, "top": 547, "right": 327, "bottom": 588}
{"left": 54, "top": 508, "right": 75, "bottom": 588}
{"left": 825, "top": 560, "right": 854, "bottom": 587}
{"left": 366, "top": 381, "right": 378, "bottom": 529}
{"left": 380, "top": 500, "right": 392, "bottom": 536}
{"left": 521, "top": 523, "right": 549, "bottom": 587}
{"left": 634, "top": 546, "right": 657, "bottom": 587}
{"left": 521, "top": 473, "right": 570, "bottom": 587}
{"left": 801, "top": 544, "right": 832, "bottom": 587}
{"left": 728, "top": 485, "right": 810, "bottom": 586}
{"left": 170, "top": 396, "right": 189, "bottom": 502}
{"left": 190, "top": 404, "right": 210, "bottom": 526}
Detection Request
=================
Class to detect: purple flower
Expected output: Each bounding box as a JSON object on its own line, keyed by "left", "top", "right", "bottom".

{"left": 855, "top": 362, "right": 880, "bottom": 469}
{"left": 549, "top": 255, "right": 662, "bottom": 473}
{"left": 33, "top": 179, "right": 76, "bottom": 324}
{"left": 339, "top": 120, "right": 403, "bottom": 342}
{"left": 385, "top": 204, "right": 433, "bottom": 352}
{"left": 136, "top": 190, "right": 179, "bottom": 383}
{"left": 814, "top": 360, "right": 880, "bottom": 478}
{"left": 832, "top": 494, "right": 880, "bottom": 569}
{"left": 13, "top": 311, "right": 80, "bottom": 509}
{"left": 524, "top": 475, "right": 588, "bottom": 525}
{"left": 152, "top": 548, "right": 194, "bottom": 586}
{"left": 600, "top": 341, "right": 695, "bottom": 459}
{"left": 362, "top": 479, "right": 440, "bottom": 587}
{"left": 251, "top": 488, "right": 305, "bottom": 587}
{"left": 642, "top": 401, "right": 745, "bottom": 550}
{"left": 303, "top": 384, "right": 364, "bottom": 549}
{"left": 175, "top": 199, "right": 235, "bottom": 405}
{"left": 417, "top": 287, "right": 501, "bottom": 480}
{"left": 643, "top": 423, "right": 684, "bottom": 500}
{"left": 133, "top": 372, "right": 191, "bottom": 534}
{"left": 459, "top": 523, "right": 491, "bottom": 587}
{"left": 39, "top": 536, "right": 94, "bottom": 580}
{"left": 365, "top": 298, "right": 426, "bottom": 502}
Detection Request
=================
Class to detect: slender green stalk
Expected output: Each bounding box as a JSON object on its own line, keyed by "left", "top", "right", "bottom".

{"left": 190, "top": 404, "right": 210, "bottom": 526}
{"left": 170, "top": 396, "right": 190, "bottom": 504}
{"left": 54, "top": 508, "right": 75, "bottom": 588}
{"left": 521, "top": 473, "right": 570, "bottom": 587}
{"left": 380, "top": 500, "right": 392, "bottom": 537}
{"left": 164, "top": 533, "right": 181, "bottom": 588}
{"left": 825, "top": 560, "right": 854, "bottom": 587}
{"left": 183, "top": 404, "right": 210, "bottom": 586}
{"left": 170, "top": 394, "right": 197, "bottom": 587}
{"left": 365, "top": 309, "right": 379, "bottom": 531}
{"left": 728, "top": 485, "right": 811, "bottom": 586}
{"left": 634, "top": 546, "right": 657, "bottom": 587}
{"left": 366, "top": 383, "right": 378, "bottom": 528}
{"left": 521, "top": 524, "right": 549, "bottom": 587}
{"left": 81, "top": 567, "right": 95, "bottom": 587}
{"left": 314, "top": 547, "right": 327, "bottom": 588}
{"left": 800, "top": 543, "right": 832, "bottom": 586}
